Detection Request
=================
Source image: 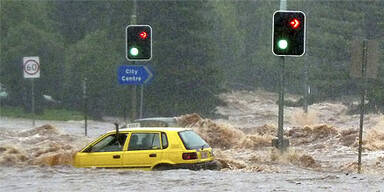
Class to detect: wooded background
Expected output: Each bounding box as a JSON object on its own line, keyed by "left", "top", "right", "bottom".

{"left": 1, "top": 0, "right": 383, "bottom": 119}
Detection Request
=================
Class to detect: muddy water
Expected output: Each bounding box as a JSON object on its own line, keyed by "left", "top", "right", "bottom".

{"left": 1, "top": 166, "right": 384, "bottom": 191}
{"left": 1, "top": 90, "right": 384, "bottom": 191}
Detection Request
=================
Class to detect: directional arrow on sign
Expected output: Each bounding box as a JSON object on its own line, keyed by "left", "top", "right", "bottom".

{"left": 118, "top": 65, "right": 154, "bottom": 85}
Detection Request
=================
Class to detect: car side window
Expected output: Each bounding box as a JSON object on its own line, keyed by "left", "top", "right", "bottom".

{"left": 128, "top": 133, "right": 161, "bottom": 150}
{"left": 87, "top": 134, "right": 127, "bottom": 152}
{"left": 161, "top": 132, "right": 168, "bottom": 149}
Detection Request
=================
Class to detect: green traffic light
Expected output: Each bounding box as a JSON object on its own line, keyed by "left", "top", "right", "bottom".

{"left": 129, "top": 47, "right": 139, "bottom": 56}
{"left": 278, "top": 39, "right": 288, "bottom": 50}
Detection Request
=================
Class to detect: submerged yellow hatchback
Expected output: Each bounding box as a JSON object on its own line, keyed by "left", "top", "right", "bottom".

{"left": 73, "top": 127, "right": 219, "bottom": 170}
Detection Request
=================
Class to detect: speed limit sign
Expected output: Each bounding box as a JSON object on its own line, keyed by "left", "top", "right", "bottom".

{"left": 23, "top": 57, "right": 40, "bottom": 78}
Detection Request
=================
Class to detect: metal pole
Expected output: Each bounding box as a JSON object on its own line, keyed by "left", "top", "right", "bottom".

{"left": 304, "top": 60, "right": 309, "bottom": 113}
{"left": 130, "top": 0, "right": 137, "bottom": 122}
{"left": 83, "top": 78, "right": 88, "bottom": 136}
{"left": 123, "top": 96, "right": 127, "bottom": 122}
{"left": 31, "top": 79, "right": 35, "bottom": 127}
{"left": 131, "top": 85, "right": 137, "bottom": 121}
{"left": 278, "top": 56, "right": 285, "bottom": 152}
{"left": 280, "top": 0, "right": 287, "bottom": 10}
{"left": 358, "top": 39, "right": 367, "bottom": 174}
{"left": 0, "top": 83, "right": 2, "bottom": 119}
{"left": 0, "top": 87, "right": 2, "bottom": 119}
{"left": 140, "top": 85, "right": 144, "bottom": 119}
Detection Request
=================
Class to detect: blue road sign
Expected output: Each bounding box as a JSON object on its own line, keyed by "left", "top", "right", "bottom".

{"left": 118, "top": 65, "right": 154, "bottom": 85}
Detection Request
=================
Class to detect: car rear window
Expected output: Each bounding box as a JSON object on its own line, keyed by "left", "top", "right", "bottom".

{"left": 178, "top": 130, "right": 209, "bottom": 150}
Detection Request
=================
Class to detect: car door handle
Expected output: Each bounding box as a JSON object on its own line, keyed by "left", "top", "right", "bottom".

{"left": 113, "top": 155, "right": 121, "bottom": 159}
{"left": 149, "top": 154, "right": 157, "bottom": 158}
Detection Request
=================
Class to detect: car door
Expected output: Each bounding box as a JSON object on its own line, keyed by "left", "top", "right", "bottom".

{"left": 78, "top": 133, "right": 127, "bottom": 168}
{"left": 122, "top": 132, "right": 162, "bottom": 169}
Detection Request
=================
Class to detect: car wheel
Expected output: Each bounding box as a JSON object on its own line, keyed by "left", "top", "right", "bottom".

{"left": 153, "top": 164, "right": 172, "bottom": 171}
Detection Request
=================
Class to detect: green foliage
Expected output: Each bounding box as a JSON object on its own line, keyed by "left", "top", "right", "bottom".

{"left": 1, "top": 1, "right": 64, "bottom": 113}
{"left": 1, "top": 0, "right": 224, "bottom": 119}
{"left": 1, "top": 0, "right": 383, "bottom": 119}
{"left": 212, "top": 0, "right": 384, "bottom": 108}
{"left": 63, "top": 30, "right": 121, "bottom": 118}
{"left": 139, "top": 1, "right": 224, "bottom": 116}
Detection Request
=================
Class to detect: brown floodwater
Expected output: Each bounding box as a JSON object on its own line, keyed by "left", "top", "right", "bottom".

{"left": 1, "top": 90, "right": 384, "bottom": 191}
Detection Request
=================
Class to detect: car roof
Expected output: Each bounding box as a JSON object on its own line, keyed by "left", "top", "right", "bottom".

{"left": 134, "top": 117, "right": 178, "bottom": 127}
{"left": 107, "top": 127, "right": 191, "bottom": 134}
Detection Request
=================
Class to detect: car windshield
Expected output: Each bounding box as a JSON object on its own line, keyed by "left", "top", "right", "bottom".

{"left": 178, "top": 130, "right": 209, "bottom": 150}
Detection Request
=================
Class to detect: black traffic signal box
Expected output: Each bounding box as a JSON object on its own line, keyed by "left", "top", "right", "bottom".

{"left": 126, "top": 25, "right": 152, "bottom": 61}
{"left": 272, "top": 11, "right": 306, "bottom": 56}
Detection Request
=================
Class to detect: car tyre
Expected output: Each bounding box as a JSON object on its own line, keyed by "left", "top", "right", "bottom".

{"left": 153, "top": 164, "right": 172, "bottom": 171}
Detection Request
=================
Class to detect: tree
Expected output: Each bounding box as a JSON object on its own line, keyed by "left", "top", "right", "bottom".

{"left": 1, "top": 1, "right": 64, "bottom": 112}
{"left": 63, "top": 30, "right": 120, "bottom": 118}
{"left": 138, "top": 0, "right": 224, "bottom": 116}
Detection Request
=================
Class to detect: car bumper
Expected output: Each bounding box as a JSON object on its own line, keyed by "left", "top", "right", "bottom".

{"left": 172, "top": 160, "right": 221, "bottom": 170}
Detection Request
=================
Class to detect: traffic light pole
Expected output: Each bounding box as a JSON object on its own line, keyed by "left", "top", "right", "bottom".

{"left": 280, "top": 0, "right": 287, "bottom": 10}
{"left": 130, "top": 0, "right": 137, "bottom": 122}
{"left": 278, "top": 1, "right": 286, "bottom": 146}
{"left": 131, "top": 84, "right": 137, "bottom": 121}
{"left": 277, "top": 56, "right": 286, "bottom": 152}
{"left": 140, "top": 85, "right": 144, "bottom": 119}
{"left": 303, "top": 59, "right": 309, "bottom": 113}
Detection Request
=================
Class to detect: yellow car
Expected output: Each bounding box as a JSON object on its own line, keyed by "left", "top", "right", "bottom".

{"left": 73, "top": 127, "right": 219, "bottom": 170}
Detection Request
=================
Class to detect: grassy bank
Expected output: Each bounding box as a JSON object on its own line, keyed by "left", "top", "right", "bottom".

{"left": 0, "top": 106, "right": 85, "bottom": 121}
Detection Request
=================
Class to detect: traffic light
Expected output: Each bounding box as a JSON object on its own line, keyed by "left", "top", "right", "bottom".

{"left": 126, "top": 25, "right": 152, "bottom": 61}
{"left": 272, "top": 11, "right": 306, "bottom": 56}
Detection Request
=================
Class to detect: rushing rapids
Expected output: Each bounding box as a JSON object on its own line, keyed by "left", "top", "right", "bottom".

{"left": 1, "top": 90, "right": 384, "bottom": 191}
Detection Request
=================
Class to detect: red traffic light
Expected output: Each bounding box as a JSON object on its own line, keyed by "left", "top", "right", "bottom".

{"left": 289, "top": 18, "right": 300, "bottom": 29}
{"left": 139, "top": 31, "right": 148, "bottom": 39}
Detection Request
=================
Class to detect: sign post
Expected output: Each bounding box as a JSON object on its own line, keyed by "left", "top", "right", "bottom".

{"left": 357, "top": 40, "right": 367, "bottom": 174}
{"left": 350, "top": 39, "right": 378, "bottom": 173}
{"left": 23, "top": 57, "right": 40, "bottom": 127}
{"left": 83, "top": 78, "right": 88, "bottom": 136}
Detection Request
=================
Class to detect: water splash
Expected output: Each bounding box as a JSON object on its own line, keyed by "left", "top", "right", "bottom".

{"left": 364, "top": 116, "right": 384, "bottom": 151}
{"left": 0, "top": 124, "right": 89, "bottom": 167}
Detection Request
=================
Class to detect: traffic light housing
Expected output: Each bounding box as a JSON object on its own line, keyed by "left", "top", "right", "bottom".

{"left": 126, "top": 25, "right": 152, "bottom": 61}
{"left": 272, "top": 11, "right": 306, "bottom": 56}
